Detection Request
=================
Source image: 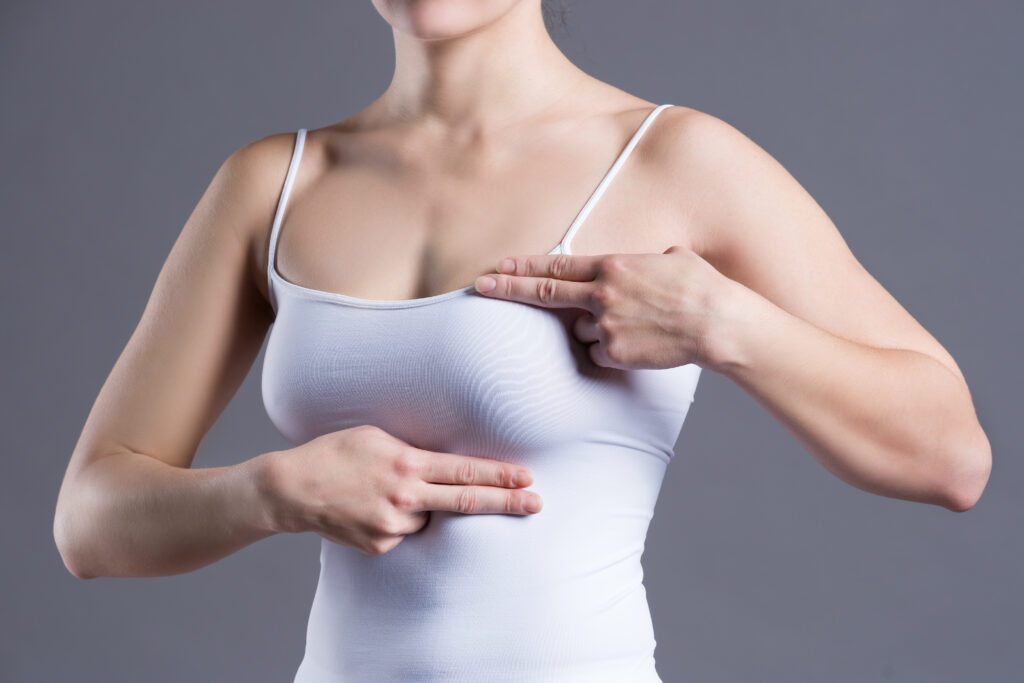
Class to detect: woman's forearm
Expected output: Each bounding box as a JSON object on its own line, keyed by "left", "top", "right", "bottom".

{"left": 54, "top": 450, "right": 278, "bottom": 579}
{"left": 705, "top": 284, "right": 991, "bottom": 512}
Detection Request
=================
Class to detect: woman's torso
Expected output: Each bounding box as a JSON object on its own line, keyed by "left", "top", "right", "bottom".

{"left": 261, "top": 102, "right": 703, "bottom": 682}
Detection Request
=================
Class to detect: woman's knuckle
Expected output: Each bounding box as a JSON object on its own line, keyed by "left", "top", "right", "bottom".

{"left": 605, "top": 338, "right": 627, "bottom": 364}
{"left": 455, "top": 487, "right": 478, "bottom": 513}
{"left": 537, "top": 278, "right": 558, "bottom": 304}
{"left": 591, "top": 283, "right": 616, "bottom": 306}
{"left": 373, "top": 508, "right": 403, "bottom": 536}
{"left": 365, "top": 538, "right": 391, "bottom": 555}
{"left": 601, "top": 254, "right": 627, "bottom": 275}
{"left": 455, "top": 459, "right": 477, "bottom": 485}
{"left": 496, "top": 467, "right": 513, "bottom": 488}
{"left": 365, "top": 503, "right": 390, "bottom": 528}
{"left": 550, "top": 254, "right": 571, "bottom": 278}
{"left": 387, "top": 486, "right": 419, "bottom": 512}
{"left": 391, "top": 449, "right": 421, "bottom": 477}
{"left": 498, "top": 275, "right": 515, "bottom": 297}
{"left": 352, "top": 423, "right": 383, "bottom": 437}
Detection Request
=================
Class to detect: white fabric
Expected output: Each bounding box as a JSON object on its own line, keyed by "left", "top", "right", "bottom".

{"left": 262, "top": 103, "right": 701, "bottom": 682}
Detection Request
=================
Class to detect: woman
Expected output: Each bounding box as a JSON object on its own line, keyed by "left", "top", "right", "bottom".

{"left": 54, "top": 1, "right": 992, "bottom": 681}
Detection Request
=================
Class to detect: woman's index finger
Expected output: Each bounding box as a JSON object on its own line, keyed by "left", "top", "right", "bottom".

{"left": 415, "top": 449, "right": 532, "bottom": 488}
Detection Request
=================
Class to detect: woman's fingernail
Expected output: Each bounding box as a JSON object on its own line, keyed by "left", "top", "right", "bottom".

{"left": 525, "top": 495, "right": 543, "bottom": 513}
{"left": 498, "top": 258, "right": 516, "bottom": 274}
{"left": 475, "top": 276, "right": 496, "bottom": 292}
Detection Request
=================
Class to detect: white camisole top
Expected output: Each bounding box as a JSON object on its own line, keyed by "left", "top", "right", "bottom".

{"left": 262, "top": 103, "right": 702, "bottom": 682}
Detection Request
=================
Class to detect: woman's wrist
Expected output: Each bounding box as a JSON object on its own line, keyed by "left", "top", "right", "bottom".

{"left": 697, "top": 278, "right": 773, "bottom": 375}
{"left": 238, "top": 450, "right": 290, "bottom": 537}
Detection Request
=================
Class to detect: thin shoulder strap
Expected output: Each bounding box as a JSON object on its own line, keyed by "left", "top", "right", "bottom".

{"left": 267, "top": 128, "right": 307, "bottom": 302}
{"left": 558, "top": 103, "right": 674, "bottom": 255}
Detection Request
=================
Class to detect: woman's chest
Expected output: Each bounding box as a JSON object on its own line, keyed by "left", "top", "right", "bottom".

{"left": 261, "top": 293, "right": 700, "bottom": 454}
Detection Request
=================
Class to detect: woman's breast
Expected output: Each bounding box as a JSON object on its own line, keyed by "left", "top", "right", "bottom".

{"left": 261, "top": 290, "right": 701, "bottom": 465}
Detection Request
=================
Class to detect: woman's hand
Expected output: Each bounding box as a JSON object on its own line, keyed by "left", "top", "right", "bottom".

{"left": 473, "top": 245, "right": 739, "bottom": 371}
{"left": 255, "top": 425, "right": 543, "bottom": 555}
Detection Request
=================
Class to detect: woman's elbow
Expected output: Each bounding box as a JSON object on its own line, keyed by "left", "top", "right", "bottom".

{"left": 942, "top": 429, "right": 992, "bottom": 513}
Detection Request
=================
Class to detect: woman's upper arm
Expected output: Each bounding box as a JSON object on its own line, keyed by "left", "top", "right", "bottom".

{"left": 67, "top": 132, "right": 294, "bottom": 476}
{"left": 658, "top": 108, "right": 968, "bottom": 387}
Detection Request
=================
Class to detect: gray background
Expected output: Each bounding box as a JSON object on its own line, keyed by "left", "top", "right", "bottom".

{"left": 2, "top": 1, "right": 1020, "bottom": 681}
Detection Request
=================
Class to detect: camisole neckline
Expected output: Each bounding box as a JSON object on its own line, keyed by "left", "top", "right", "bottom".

{"left": 267, "top": 103, "right": 675, "bottom": 310}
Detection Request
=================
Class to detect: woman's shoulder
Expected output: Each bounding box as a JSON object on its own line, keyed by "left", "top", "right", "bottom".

{"left": 204, "top": 129, "right": 314, "bottom": 303}
{"left": 641, "top": 102, "right": 793, "bottom": 257}
{"left": 641, "top": 102, "right": 752, "bottom": 171}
